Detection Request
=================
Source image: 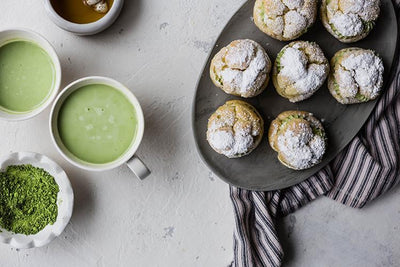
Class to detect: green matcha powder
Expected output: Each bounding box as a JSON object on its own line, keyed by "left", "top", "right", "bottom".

{"left": 0, "top": 164, "right": 59, "bottom": 235}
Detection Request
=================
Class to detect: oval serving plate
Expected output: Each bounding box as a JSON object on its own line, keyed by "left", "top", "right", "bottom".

{"left": 192, "top": 0, "right": 398, "bottom": 191}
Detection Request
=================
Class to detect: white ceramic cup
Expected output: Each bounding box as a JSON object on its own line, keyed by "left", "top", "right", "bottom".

{"left": 0, "top": 28, "right": 61, "bottom": 121}
{"left": 43, "top": 0, "right": 124, "bottom": 35}
{"left": 49, "top": 76, "right": 150, "bottom": 179}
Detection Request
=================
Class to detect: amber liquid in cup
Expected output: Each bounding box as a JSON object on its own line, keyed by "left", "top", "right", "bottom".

{"left": 50, "top": 0, "right": 114, "bottom": 24}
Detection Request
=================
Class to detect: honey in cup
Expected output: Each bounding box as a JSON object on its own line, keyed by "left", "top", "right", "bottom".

{"left": 57, "top": 84, "right": 138, "bottom": 164}
{"left": 0, "top": 40, "right": 56, "bottom": 113}
{"left": 50, "top": 0, "right": 114, "bottom": 24}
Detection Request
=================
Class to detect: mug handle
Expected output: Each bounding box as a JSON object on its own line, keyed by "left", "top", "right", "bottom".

{"left": 126, "top": 155, "right": 151, "bottom": 180}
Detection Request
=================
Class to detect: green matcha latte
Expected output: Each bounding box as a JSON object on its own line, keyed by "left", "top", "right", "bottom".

{"left": 0, "top": 40, "right": 56, "bottom": 113}
{"left": 57, "top": 84, "right": 138, "bottom": 164}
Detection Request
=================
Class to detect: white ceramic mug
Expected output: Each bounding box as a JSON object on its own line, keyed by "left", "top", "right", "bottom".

{"left": 0, "top": 28, "right": 61, "bottom": 121}
{"left": 49, "top": 76, "right": 150, "bottom": 179}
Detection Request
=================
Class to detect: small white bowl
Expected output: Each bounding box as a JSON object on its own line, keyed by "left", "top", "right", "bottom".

{"left": 43, "top": 0, "right": 125, "bottom": 35}
{"left": 0, "top": 29, "right": 62, "bottom": 121}
{"left": 0, "top": 152, "right": 74, "bottom": 249}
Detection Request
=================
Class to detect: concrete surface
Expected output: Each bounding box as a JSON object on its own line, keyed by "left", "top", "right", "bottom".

{"left": 0, "top": 0, "right": 399, "bottom": 266}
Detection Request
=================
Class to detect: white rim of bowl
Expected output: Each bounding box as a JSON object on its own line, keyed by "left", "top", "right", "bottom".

{"left": 43, "top": 0, "right": 124, "bottom": 35}
{"left": 0, "top": 28, "right": 62, "bottom": 121}
{"left": 49, "top": 76, "right": 145, "bottom": 172}
{"left": 0, "top": 152, "right": 74, "bottom": 249}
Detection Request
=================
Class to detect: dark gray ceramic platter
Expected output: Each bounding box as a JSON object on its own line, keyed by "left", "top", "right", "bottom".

{"left": 192, "top": 0, "right": 398, "bottom": 191}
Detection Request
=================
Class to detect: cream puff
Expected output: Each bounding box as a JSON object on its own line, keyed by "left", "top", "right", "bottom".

{"left": 207, "top": 100, "right": 264, "bottom": 158}
{"left": 253, "top": 0, "right": 317, "bottom": 41}
{"left": 273, "top": 41, "right": 329, "bottom": 103}
{"left": 321, "top": 0, "right": 380, "bottom": 43}
{"left": 328, "top": 48, "right": 384, "bottom": 104}
{"left": 268, "top": 111, "right": 327, "bottom": 170}
{"left": 210, "top": 39, "right": 272, "bottom": 98}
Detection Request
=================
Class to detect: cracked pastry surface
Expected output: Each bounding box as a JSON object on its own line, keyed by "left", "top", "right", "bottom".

{"left": 268, "top": 111, "right": 327, "bottom": 170}
{"left": 321, "top": 0, "right": 380, "bottom": 43}
{"left": 253, "top": 0, "right": 317, "bottom": 41}
{"left": 207, "top": 100, "right": 264, "bottom": 158}
{"left": 328, "top": 48, "right": 384, "bottom": 104}
{"left": 210, "top": 39, "right": 272, "bottom": 98}
{"left": 272, "top": 41, "right": 329, "bottom": 103}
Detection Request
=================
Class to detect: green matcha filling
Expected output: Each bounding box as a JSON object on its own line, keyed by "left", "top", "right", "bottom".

{"left": 0, "top": 165, "right": 59, "bottom": 235}
{"left": 355, "top": 93, "right": 369, "bottom": 102}
{"left": 259, "top": 0, "right": 268, "bottom": 22}
{"left": 362, "top": 20, "right": 375, "bottom": 33}
{"left": 276, "top": 48, "right": 286, "bottom": 73}
{"left": 333, "top": 81, "right": 342, "bottom": 99}
{"left": 313, "top": 127, "right": 325, "bottom": 137}
{"left": 280, "top": 114, "right": 303, "bottom": 129}
{"left": 215, "top": 73, "right": 224, "bottom": 86}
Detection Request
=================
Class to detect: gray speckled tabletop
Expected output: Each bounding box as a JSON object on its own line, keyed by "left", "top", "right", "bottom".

{"left": 0, "top": 0, "right": 399, "bottom": 266}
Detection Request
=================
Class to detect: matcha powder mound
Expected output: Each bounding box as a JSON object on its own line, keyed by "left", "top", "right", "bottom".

{"left": 0, "top": 164, "right": 59, "bottom": 235}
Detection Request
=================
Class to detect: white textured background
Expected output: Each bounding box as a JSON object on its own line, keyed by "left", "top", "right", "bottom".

{"left": 0, "top": 0, "right": 399, "bottom": 266}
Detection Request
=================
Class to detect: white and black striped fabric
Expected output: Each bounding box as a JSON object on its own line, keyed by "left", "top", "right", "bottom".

{"left": 230, "top": 2, "right": 400, "bottom": 266}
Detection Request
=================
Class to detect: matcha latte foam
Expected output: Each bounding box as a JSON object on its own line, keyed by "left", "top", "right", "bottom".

{"left": 57, "top": 84, "right": 138, "bottom": 164}
{"left": 0, "top": 40, "right": 55, "bottom": 113}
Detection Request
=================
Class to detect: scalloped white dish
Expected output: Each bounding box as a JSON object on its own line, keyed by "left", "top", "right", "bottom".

{"left": 0, "top": 152, "right": 74, "bottom": 249}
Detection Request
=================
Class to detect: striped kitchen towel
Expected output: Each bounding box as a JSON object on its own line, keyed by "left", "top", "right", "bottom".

{"left": 229, "top": 1, "right": 400, "bottom": 266}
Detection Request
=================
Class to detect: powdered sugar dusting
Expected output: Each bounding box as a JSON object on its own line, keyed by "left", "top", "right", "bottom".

{"left": 277, "top": 123, "right": 326, "bottom": 169}
{"left": 338, "top": 51, "right": 384, "bottom": 99}
{"left": 283, "top": 0, "right": 304, "bottom": 10}
{"left": 330, "top": 13, "right": 364, "bottom": 37}
{"left": 259, "top": 0, "right": 315, "bottom": 40}
{"left": 337, "top": 68, "right": 358, "bottom": 98}
{"left": 284, "top": 10, "right": 307, "bottom": 38}
{"left": 280, "top": 47, "right": 307, "bottom": 80}
{"left": 219, "top": 40, "right": 268, "bottom": 96}
{"left": 208, "top": 128, "right": 255, "bottom": 158}
{"left": 207, "top": 102, "right": 262, "bottom": 158}
{"left": 265, "top": 17, "right": 284, "bottom": 36}
{"left": 340, "top": 0, "right": 365, "bottom": 13}
{"left": 209, "top": 130, "right": 235, "bottom": 151}
{"left": 208, "top": 121, "right": 256, "bottom": 158}
{"left": 224, "top": 41, "right": 254, "bottom": 70}
{"left": 326, "top": 0, "right": 380, "bottom": 38}
{"left": 279, "top": 46, "right": 327, "bottom": 94}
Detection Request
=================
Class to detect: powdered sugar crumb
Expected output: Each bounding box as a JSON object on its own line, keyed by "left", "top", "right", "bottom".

{"left": 283, "top": 0, "right": 304, "bottom": 10}
{"left": 209, "top": 129, "right": 254, "bottom": 158}
{"left": 284, "top": 10, "right": 307, "bottom": 38}
{"left": 208, "top": 121, "right": 256, "bottom": 158}
{"left": 207, "top": 103, "right": 261, "bottom": 158}
{"left": 277, "top": 123, "right": 325, "bottom": 169}
{"left": 331, "top": 13, "right": 364, "bottom": 37}
{"left": 338, "top": 51, "right": 384, "bottom": 98}
{"left": 280, "top": 46, "right": 327, "bottom": 94}
{"left": 327, "top": 0, "right": 380, "bottom": 37}
{"left": 260, "top": 0, "right": 314, "bottom": 39}
{"left": 219, "top": 40, "right": 268, "bottom": 96}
